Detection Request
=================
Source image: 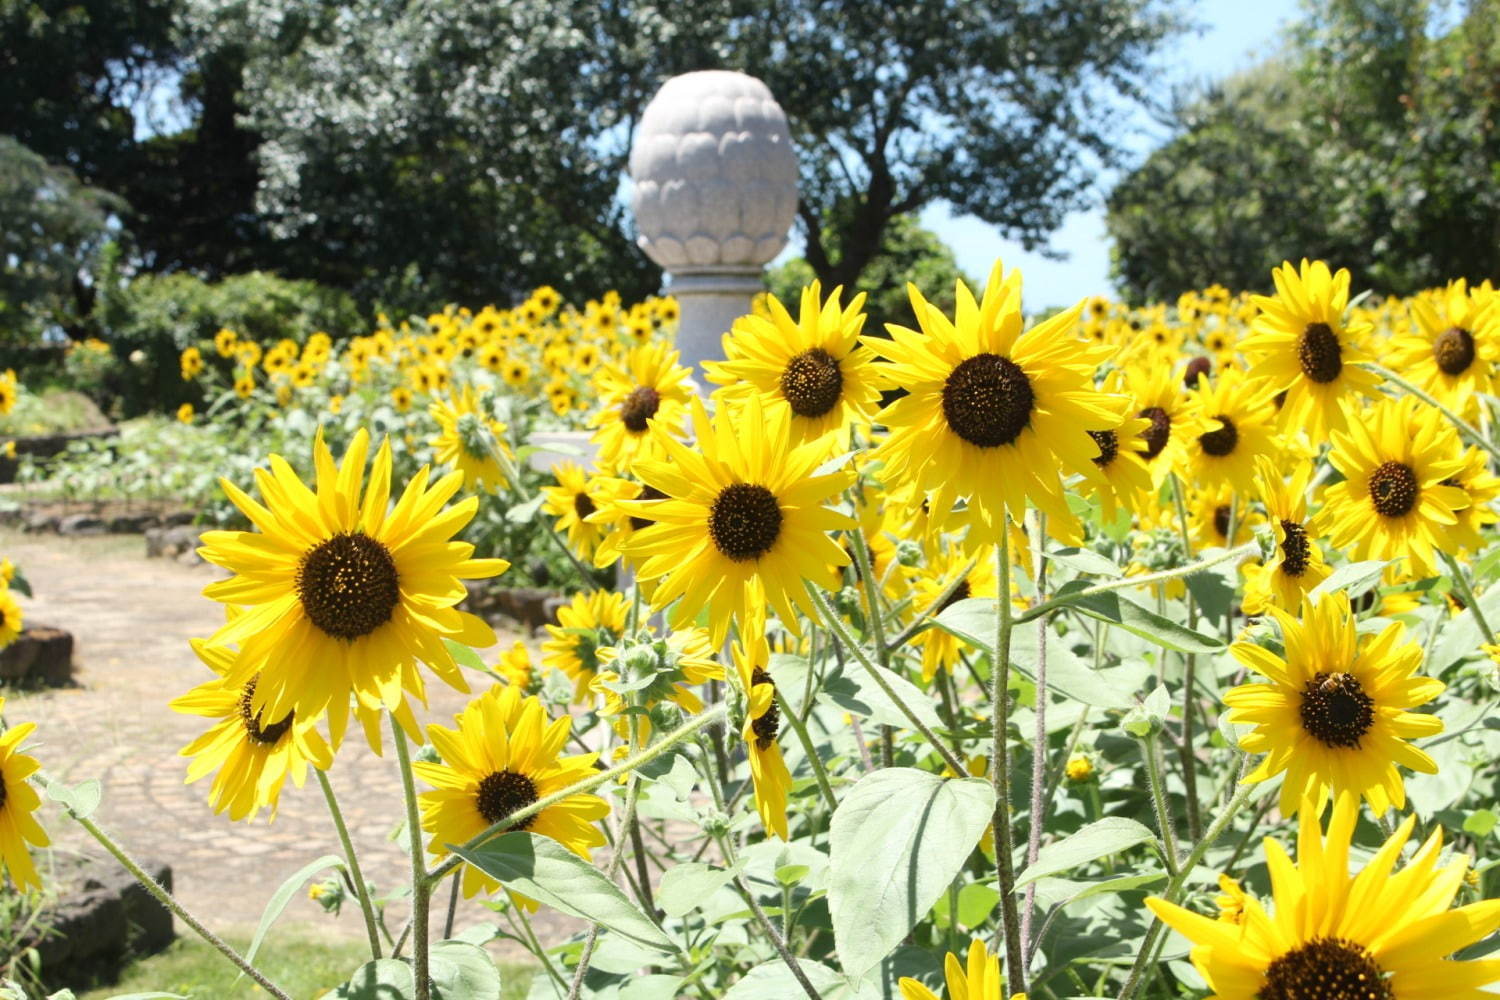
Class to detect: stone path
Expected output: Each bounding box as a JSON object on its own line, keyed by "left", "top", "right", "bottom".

{"left": 0, "top": 529, "right": 576, "bottom": 959}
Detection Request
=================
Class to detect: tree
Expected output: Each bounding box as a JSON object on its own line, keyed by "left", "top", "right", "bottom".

{"left": 1106, "top": 0, "right": 1500, "bottom": 301}
{"left": 0, "top": 138, "right": 123, "bottom": 343}
{"left": 767, "top": 214, "right": 970, "bottom": 334}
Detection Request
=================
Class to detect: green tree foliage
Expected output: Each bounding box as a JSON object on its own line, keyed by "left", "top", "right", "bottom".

{"left": 0, "top": 138, "right": 124, "bottom": 343}
{"left": 767, "top": 215, "right": 970, "bottom": 334}
{"left": 1107, "top": 0, "right": 1500, "bottom": 302}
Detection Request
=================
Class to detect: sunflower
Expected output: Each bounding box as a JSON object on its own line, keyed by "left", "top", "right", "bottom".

{"left": 1242, "top": 457, "right": 1329, "bottom": 616}
{"left": 171, "top": 637, "right": 334, "bottom": 821}
{"left": 429, "top": 387, "right": 513, "bottom": 494}
{"left": 234, "top": 374, "right": 255, "bottom": 399}
{"left": 214, "top": 327, "right": 238, "bottom": 357}
{"left": 540, "top": 462, "right": 610, "bottom": 562}
{"left": 869, "top": 262, "right": 1124, "bottom": 544}
{"left": 899, "top": 938, "right": 1006, "bottom": 1000}
{"left": 198, "top": 429, "right": 508, "bottom": 749}
{"left": 496, "top": 640, "right": 533, "bottom": 689}
{"left": 1387, "top": 279, "right": 1500, "bottom": 414}
{"left": 1147, "top": 791, "right": 1500, "bottom": 1000}
{"left": 391, "top": 386, "right": 413, "bottom": 413}
{"left": 906, "top": 544, "right": 999, "bottom": 683}
{"left": 542, "top": 590, "right": 630, "bottom": 702}
{"left": 1123, "top": 362, "right": 1210, "bottom": 490}
{"left": 180, "top": 346, "right": 204, "bottom": 381}
{"left": 589, "top": 341, "right": 693, "bottom": 475}
{"left": 0, "top": 698, "right": 48, "bottom": 891}
{"left": 1182, "top": 368, "right": 1279, "bottom": 493}
{"left": 1442, "top": 444, "right": 1500, "bottom": 554}
{"left": 581, "top": 476, "right": 663, "bottom": 570}
{"left": 415, "top": 685, "right": 610, "bottom": 899}
{"left": 623, "top": 393, "right": 854, "bottom": 648}
{"left": 731, "top": 611, "right": 793, "bottom": 840}
{"left": 703, "top": 282, "right": 881, "bottom": 450}
{"left": 1223, "top": 590, "right": 1443, "bottom": 817}
{"left": 1313, "top": 396, "right": 1467, "bottom": 579}
{"left": 1186, "top": 483, "right": 1262, "bottom": 552}
{"left": 1078, "top": 374, "right": 1153, "bottom": 522}
{"left": 1242, "top": 258, "right": 1380, "bottom": 438}
{"left": 0, "top": 589, "right": 22, "bottom": 649}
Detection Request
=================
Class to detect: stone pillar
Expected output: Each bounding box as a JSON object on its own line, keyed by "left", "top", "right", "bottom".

{"left": 629, "top": 70, "right": 799, "bottom": 384}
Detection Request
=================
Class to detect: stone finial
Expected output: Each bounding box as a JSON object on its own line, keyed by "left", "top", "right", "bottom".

{"left": 629, "top": 70, "right": 799, "bottom": 273}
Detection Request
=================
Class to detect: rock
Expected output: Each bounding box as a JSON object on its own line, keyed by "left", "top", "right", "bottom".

{"left": 176, "top": 547, "right": 205, "bottom": 567}
{"left": 144, "top": 525, "right": 167, "bottom": 558}
{"left": 33, "top": 854, "right": 174, "bottom": 989}
{"left": 107, "top": 513, "right": 156, "bottom": 533}
{"left": 162, "top": 510, "right": 196, "bottom": 526}
{"left": 0, "top": 626, "right": 74, "bottom": 686}
{"left": 23, "top": 510, "right": 59, "bottom": 533}
{"left": 56, "top": 514, "right": 106, "bottom": 536}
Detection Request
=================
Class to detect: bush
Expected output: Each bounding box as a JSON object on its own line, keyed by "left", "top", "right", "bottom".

{"left": 91, "top": 265, "right": 361, "bottom": 417}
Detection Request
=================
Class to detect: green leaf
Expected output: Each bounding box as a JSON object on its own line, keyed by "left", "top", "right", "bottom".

{"left": 821, "top": 658, "right": 945, "bottom": 734}
{"left": 505, "top": 492, "right": 546, "bottom": 524}
{"left": 1065, "top": 589, "right": 1224, "bottom": 654}
{"left": 723, "top": 960, "right": 871, "bottom": 1000}
{"left": 829, "top": 768, "right": 996, "bottom": 980}
{"left": 1184, "top": 563, "right": 1237, "bottom": 626}
{"left": 1312, "top": 560, "right": 1390, "bottom": 601}
{"left": 430, "top": 939, "right": 503, "bottom": 1000}
{"left": 44, "top": 778, "right": 100, "bottom": 819}
{"left": 1465, "top": 810, "right": 1498, "bottom": 838}
{"left": 933, "top": 882, "right": 1000, "bottom": 930}
{"left": 242, "top": 854, "right": 346, "bottom": 974}
{"left": 1045, "top": 548, "right": 1122, "bottom": 577}
{"left": 932, "top": 597, "right": 998, "bottom": 651}
{"left": 1028, "top": 872, "right": 1167, "bottom": 910}
{"left": 618, "top": 975, "right": 687, "bottom": 1000}
{"left": 1016, "top": 818, "right": 1158, "bottom": 887}
{"left": 657, "top": 861, "right": 743, "bottom": 917}
{"left": 444, "top": 638, "right": 490, "bottom": 675}
{"left": 776, "top": 863, "right": 811, "bottom": 886}
{"left": 449, "top": 832, "right": 676, "bottom": 953}
{"left": 10, "top": 570, "right": 32, "bottom": 598}
{"left": 333, "top": 959, "right": 416, "bottom": 999}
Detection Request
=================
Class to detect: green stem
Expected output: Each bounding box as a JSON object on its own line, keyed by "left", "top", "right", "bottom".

{"left": 849, "top": 517, "right": 890, "bottom": 661}
{"left": 60, "top": 799, "right": 292, "bottom": 1000}
{"left": 1021, "top": 512, "right": 1048, "bottom": 959}
{"left": 883, "top": 556, "right": 979, "bottom": 654}
{"left": 392, "top": 720, "right": 431, "bottom": 1000}
{"left": 991, "top": 527, "right": 1026, "bottom": 997}
{"left": 1169, "top": 475, "right": 1204, "bottom": 842}
{"left": 1364, "top": 362, "right": 1500, "bottom": 467}
{"left": 714, "top": 831, "right": 823, "bottom": 1000}
{"left": 316, "top": 769, "right": 383, "bottom": 960}
{"left": 1116, "top": 778, "right": 1259, "bottom": 1000}
{"left": 1140, "top": 733, "right": 1180, "bottom": 877}
{"left": 1015, "top": 541, "right": 1258, "bottom": 626}
{"left": 804, "top": 583, "right": 967, "bottom": 777}
{"left": 777, "top": 688, "right": 839, "bottom": 812}
{"left": 427, "top": 703, "right": 729, "bottom": 885}
{"left": 1440, "top": 549, "right": 1498, "bottom": 646}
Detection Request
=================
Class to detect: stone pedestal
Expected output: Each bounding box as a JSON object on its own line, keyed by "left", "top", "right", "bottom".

{"left": 668, "top": 271, "right": 766, "bottom": 383}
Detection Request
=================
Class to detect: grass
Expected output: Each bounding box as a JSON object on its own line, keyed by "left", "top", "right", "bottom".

{"left": 74, "top": 926, "right": 535, "bottom": 999}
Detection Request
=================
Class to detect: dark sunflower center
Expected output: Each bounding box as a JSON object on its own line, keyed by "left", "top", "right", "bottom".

{"left": 1213, "top": 504, "right": 1232, "bottom": 541}
{"left": 1138, "top": 406, "right": 1172, "bottom": 460}
{"left": 629, "top": 484, "right": 667, "bottom": 533}
{"left": 708, "top": 483, "right": 782, "bottom": 562}
{"left": 0, "top": 772, "right": 7, "bottom": 812}
{"left": 297, "top": 532, "right": 401, "bottom": 641}
{"left": 1260, "top": 936, "right": 1392, "bottom": 1000}
{"left": 1198, "top": 415, "right": 1239, "bottom": 457}
{"left": 1279, "top": 519, "right": 1310, "bottom": 577}
{"left": 1300, "top": 672, "right": 1375, "bottom": 749}
{"left": 1367, "top": 461, "right": 1418, "bottom": 518}
{"left": 1183, "top": 356, "right": 1211, "bottom": 387}
{"left": 620, "top": 385, "right": 661, "bottom": 433}
{"left": 1298, "top": 322, "right": 1343, "bottom": 383}
{"left": 1433, "top": 326, "right": 1476, "bottom": 376}
{"left": 750, "top": 666, "right": 780, "bottom": 750}
{"left": 935, "top": 579, "right": 972, "bottom": 616}
{"left": 475, "top": 769, "right": 539, "bottom": 829}
{"left": 940, "top": 353, "right": 1035, "bottom": 448}
{"left": 572, "top": 491, "right": 596, "bottom": 520}
{"left": 1089, "top": 429, "right": 1119, "bottom": 468}
{"left": 780, "top": 348, "right": 844, "bottom": 419}
{"left": 237, "top": 678, "right": 294, "bottom": 746}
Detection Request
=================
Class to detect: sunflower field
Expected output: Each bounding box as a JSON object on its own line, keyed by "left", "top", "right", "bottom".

{"left": 4, "top": 257, "right": 1500, "bottom": 1000}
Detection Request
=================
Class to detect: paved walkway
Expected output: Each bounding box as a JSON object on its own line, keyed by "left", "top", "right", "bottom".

{"left": 0, "top": 530, "right": 576, "bottom": 958}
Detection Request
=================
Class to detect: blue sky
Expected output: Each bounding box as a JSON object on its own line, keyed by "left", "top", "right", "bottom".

{"left": 786, "top": 0, "right": 1305, "bottom": 309}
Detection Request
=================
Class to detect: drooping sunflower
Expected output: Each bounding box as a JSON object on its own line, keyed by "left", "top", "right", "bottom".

{"left": 0, "top": 697, "right": 48, "bottom": 891}
{"left": 0, "top": 588, "right": 22, "bottom": 649}
{"left": 541, "top": 589, "right": 630, "bottom": 702}
{"left": 624, "top": 393, "right": 853, "bottom": 647}
{"left": 899, "top": 938, "right": 1006, "bottom": 1000}
{"left": 589, "top": 341, "right": 693, "bottom": 475}
{"left": 199, "top": 429, "right": 508, "bottom": 748}
{"left": 1148, "top": 792, "right": 1500, "bottom": 1000}
{"left": 170, "top": 637, "right": 334, "bottom": 821}
{"left": 1242, "top": 457, "right": 1329, "bottom": 616}
{"left": 869, "top": 262, "right": 1125, "bottom": 544}
{"left": 429, "top": 387, "right": 513, "bottom": 494}
{"left": 1313, "top": 396, "right": 1467, "bottom": 579}
{"left": 540, "top": 461, "right": 610, "bottom": 562}
{"left": 1182, "top": 368, "right": 1279, "bottom": 493}
{"left": 1223, "top": 590, "right": 1443, "bottom": 817}
{"left": 415, "top": 685, "right": 610, "bottom": 899}
{"left": 703, "top": 282, "right": 881, "bottom": 451}
{"left": 731, "top": 611, "right": 793, "bottom": 840}
{"left": 1242, "top": 258, "right": 1381, "bottom": 438}
{"left": 1125, "top": 362, "right": 1211, "bottom": 489}
{"left": 1387, "top": 279, "right": 1500, "bottom": 414}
